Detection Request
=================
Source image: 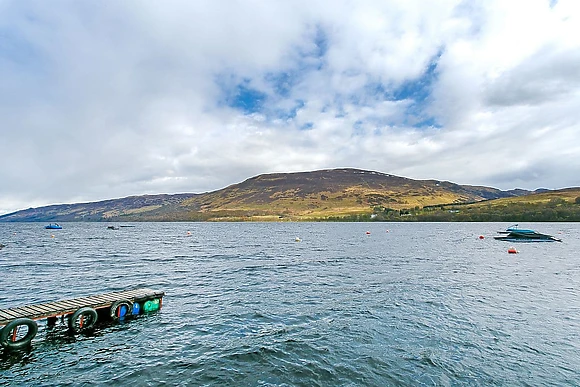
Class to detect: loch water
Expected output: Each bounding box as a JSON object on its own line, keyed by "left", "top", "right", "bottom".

{"left": 1, "top": 222, "right": 579, "bottom": 386}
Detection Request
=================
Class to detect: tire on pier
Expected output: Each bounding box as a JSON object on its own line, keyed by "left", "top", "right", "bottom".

{"left": 110, "top": 300, "right": 133, "bottom": 321}
{"left": 68, "top": 307, "right": 98, "bottom": 333}
{"left": 0, "top": 318, "right": 38, "bottom": 350}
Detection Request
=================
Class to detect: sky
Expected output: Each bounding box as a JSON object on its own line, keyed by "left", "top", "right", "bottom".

{"left": 1, "top": 0, "right": 580, "bottom": 215}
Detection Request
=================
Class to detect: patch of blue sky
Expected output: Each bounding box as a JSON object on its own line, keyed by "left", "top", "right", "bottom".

{"left": 392, "top": 66, "right": 435, "bottom": 103}
{"left": 216, "top": 25, "right": 438, "bottom": 131}
{"left": 271, "top": 99, "right": 305, "bottom": 120}
{"left": 412, "top": 116, "right": 439, "bottom": 128}
{"left": 218, "top": 24, "right": 329, "bottom": 118}
{"left": 216, "top": 77, "right": 267, "bottom": 114}
{"left": 231, "top": 84, "right": 267, "bottom": 114}
{"left": 265, "top": 71, "right": 295, "bottom": 98}
{"left": 382, "top": 56, "right": 441, "bottom": 129}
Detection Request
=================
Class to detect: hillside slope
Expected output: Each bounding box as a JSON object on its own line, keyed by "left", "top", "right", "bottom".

{"left": 404, "top": 187, "right": 580, "bottom": 222}
{"left": 0, "top": 168, "right": 524, "bottom": 222}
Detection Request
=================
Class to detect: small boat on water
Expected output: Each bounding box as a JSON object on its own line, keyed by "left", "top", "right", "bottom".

{"left": 45, "top": 223, "right": 62, "bottom": 230}
{"left": 494, "top": 224, "right": 561, "bottom": 242}
{"left": 107, "top": 225, "right": 119, "bottom": 230}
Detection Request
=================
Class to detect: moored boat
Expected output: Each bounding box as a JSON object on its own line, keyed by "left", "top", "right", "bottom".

{"left": 494, "top": 224, "right": 561, "bottom": 242}
{"left": 45, "top": 223, "right": 62, "bottom": 230}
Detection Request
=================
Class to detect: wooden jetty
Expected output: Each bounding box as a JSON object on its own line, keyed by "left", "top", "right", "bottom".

{"left": 0, "top": 288, "right": 164, "bottom": 350}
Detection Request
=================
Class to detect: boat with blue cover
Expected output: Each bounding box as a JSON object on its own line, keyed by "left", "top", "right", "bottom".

{"left": 45, "top": 223, "right": 62, "bottom": 229}
{"left": 494, "top": 224, "right": 561, "bottom": 242}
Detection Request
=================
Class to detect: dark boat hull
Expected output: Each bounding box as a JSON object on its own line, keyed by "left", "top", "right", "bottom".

{"left": 494, "top": 232, "right": 561, "bottom": 242}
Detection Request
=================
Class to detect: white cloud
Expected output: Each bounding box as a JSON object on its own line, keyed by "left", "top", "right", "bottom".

{"left": 1, "top": 0, "right": 579, "bottom": 215}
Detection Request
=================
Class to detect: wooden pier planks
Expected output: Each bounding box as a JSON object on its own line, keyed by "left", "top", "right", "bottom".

{"left": 0, "top": 288, "right": 164, "bottom": 326}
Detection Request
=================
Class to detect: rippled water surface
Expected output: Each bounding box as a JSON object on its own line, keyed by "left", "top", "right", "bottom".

{"left": 1, "top": 222, "right": 580, "bottom": 386}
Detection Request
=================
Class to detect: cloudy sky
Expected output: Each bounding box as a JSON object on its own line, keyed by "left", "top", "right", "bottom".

{"left": 1, "top": 0, "right": 579, "bottom": 215}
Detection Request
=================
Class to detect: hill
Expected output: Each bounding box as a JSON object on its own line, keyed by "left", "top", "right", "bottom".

{"left": 396, "top": 187, "right": 580, "bottom": 222}
{"left": 0, "top": 168, "right": 529, "bottom": 222}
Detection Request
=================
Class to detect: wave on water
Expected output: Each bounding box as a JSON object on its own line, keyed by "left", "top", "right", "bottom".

{"left": 1, "top": 222, "right": 580, "bottom": 385}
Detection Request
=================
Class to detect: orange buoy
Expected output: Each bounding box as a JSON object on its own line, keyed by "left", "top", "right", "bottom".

{"left": 507, "top": 247, "right": 518, "bottom": 254}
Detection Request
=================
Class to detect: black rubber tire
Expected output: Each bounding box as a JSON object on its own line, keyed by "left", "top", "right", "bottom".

{"left": 110, "top": 300, "right": 133, "bottom": 321}
{"left": 0, "top": 318, "right": 38, "bottom": 350}
{"left": 68, "top": 307, "right": 98, "bottom": 333}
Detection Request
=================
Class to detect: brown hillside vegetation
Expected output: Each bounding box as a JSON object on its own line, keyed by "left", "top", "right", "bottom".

{"left": 0, "top": 168, "right": 547, "bottom": 222}
{"left": 175, "top": 169, "right": 512, "bottom": 221}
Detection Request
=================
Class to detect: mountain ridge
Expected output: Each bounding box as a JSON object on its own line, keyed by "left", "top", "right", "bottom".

{"left": 0, "top": 168, "right": 554, "bottom": 222}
